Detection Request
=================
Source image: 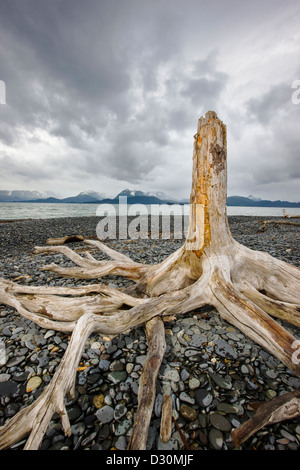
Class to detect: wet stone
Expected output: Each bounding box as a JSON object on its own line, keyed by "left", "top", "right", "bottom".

{"left": 210, "top": 372, "right": 232, "bottom": 390}
{"left": 180, "top": 391, "right": 195, "bottom": 405}
{"left": 99, "top": 359, "right": 110, "bottom": 371}
{"left": 208, "top": 428, "right": 223, "bottom": 450}
{"left": 114, "top": 419, "right": 132, "bottom": 436}
{"left": 209, "top": 412, "right": 232, "bottom": 432}
{"left": 96, "top": 405, "right": 114, "bottom": 424}
{"left": 195, "top": 388, "right": 213, "bottom": 408}
{"left": 114, "top": 404, "right": 127, "bottom": 421}
{"left": 214, "top": 339, "right": 237, "bottom": 360}
{"left": 179, "top": 404, "right": 198, "bottom": 421}
{"left": 164, "top": 369, "right": 180, "bottom": 383}
{"left": 0, "top": 380, "right": 18, "bottom": 397}
{"left": 216, "top": 403, "right": 238, "bottom": 414}
{"left": 107, "top": 371, "right": 127, "bottom": 384}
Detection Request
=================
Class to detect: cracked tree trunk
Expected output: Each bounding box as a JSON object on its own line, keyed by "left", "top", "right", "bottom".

{"left": 0, "top": 111, "right": 299, "bottom": 450}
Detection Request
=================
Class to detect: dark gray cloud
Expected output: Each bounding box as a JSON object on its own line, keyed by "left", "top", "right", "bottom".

{"left": 0, "top": 0, "right": 300, "bottom": 201}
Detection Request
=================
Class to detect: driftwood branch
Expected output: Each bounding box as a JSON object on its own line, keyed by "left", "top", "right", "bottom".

{"left": 257, "top": 219, "right": 300, "bottom": 232}
{"left": 232, "top": 388, "right": 300, "bottom": 447}
{"left": 46, "top": 235, "right": 84, "bottom": 245}
{"left": 0, "top": 111, "right": 299, "bottom": 450}
{"left": 127, "top": 316, "right": 166, "bottom": 450}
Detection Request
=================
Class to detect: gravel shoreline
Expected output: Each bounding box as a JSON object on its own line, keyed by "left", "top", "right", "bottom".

{"left": 0, "top": 215, "right": 299, "bottom": 451}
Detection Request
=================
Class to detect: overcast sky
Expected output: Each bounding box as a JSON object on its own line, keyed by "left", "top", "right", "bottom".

{"left": 0, "top": 0, "right": 300, "bottom": 201}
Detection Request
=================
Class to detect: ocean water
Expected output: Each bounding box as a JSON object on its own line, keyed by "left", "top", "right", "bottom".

{"left": 0, "top": 202, "right": 299, "bottom": 220}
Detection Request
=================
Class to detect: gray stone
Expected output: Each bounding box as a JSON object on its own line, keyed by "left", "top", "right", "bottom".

{"left": 96, "top": 405, "right": 114, "bottom": 424}
{"left": 209, "top": 412, "right": 232, "bottom": 432}
{"left": 0, "top": 380, "right": 18, "bottom": 396}
{"left": 180, "top": 369, "right": 190, "bottom": 381}
{"left": 135, "top": 355, "right": 147, "bottom": 366}
{"left": 241, "top": 364, "right": 249, "bottom": 374}
{"left": 99, "top": 359, "right": 110, "bottom": 371}
{"left": 71, "top": 422, "right": 85, "bottom": 436}
{"left": 114, "top": 404, "right": 127, "bottom": 421}
{"left": 195, "top": 387, "right": 213, "bottom": 408}
{"left": 188, "top": 377, "right": 200, "bottom": 390}
{"left": 216, "top": 403, "right": 238, "bottom": 414}
{"left": 114, "top": 419, "right": 132, "bottom": 436}
{"left": 196, "top": 320, "right": 211, "bottom": 331}
{"left": 179, "top": 391, "right": 195, "bottom": 405}
{"left": 214, "top": 339, "right": 237, "bottom": 360}
{"left": 6, "top": 356, "right": 25, "bottom": 367}
{"left": 190, "top": 334, "right": 207, "bottom": 348}
{"left": 164, "top": 369, "right": 180, "bottom": 383}
{"left": 115, "top": 436, "right": 127, "bottom": 450}
{"left": 210, "top": 372, "right": 232, "bottom": 390}
{"left": 107, "top": 371, "right": 127, "bottom": 384}
{"left": 0, "top": 373, "right": 10, "bottom": 382}
{"left": 154, "top": 393, "right": 163, "bottom": 417}
{"left": 208, "top": 429, "right": 223, "bottom": 450}
{"left": 157, "top": 437, "right": 179, "bottom": 450}
{"left": 109, "top": 359, "right": 125, "bottom": 371}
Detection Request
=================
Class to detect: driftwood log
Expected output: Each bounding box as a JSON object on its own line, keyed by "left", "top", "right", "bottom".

{"left": 0, "top": 111, "right": 300, "bottom": 450}
{"left": 257, "top": 219, "right": 300, "bottom": 232}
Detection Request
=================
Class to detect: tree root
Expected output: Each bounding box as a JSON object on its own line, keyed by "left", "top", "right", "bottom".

{"left": 0, "top": 111, "right": 299, "bottom": 450}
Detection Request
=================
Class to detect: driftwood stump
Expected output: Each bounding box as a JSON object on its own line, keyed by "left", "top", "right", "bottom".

{"left": 0, "top": 111, "right": 300, "bottom": 450}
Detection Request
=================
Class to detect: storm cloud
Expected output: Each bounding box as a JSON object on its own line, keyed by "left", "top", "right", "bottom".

{"left": 0, "top": 0, "right": 299, "bottom": 201}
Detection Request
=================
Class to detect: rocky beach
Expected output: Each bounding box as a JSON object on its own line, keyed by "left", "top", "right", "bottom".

{"left": 0, "top": 215, "right": 299, "bottom": 451}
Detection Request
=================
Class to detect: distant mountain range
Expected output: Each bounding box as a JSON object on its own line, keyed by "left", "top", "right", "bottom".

{"left": 0, "top": 189, "right": 299, "bottom": 207}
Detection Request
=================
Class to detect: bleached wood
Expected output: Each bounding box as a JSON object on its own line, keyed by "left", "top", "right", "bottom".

{"left": 46, "top": 235, "right": 84, "bottom": 245}
{"left": 128, "top": 317, "right": 166, "bottom": 450}
{"left": 0, "top": 111, "right": 299, "bottom": 450}
{"left": 232, "top": 389, "right": 300, "bottom": 446}
{"left": 160, "top": 394, "right": 173, "bottom": 443}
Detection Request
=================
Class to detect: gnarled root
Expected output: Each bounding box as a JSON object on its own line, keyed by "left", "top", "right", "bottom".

{"left": 0, "top": 111, "right": 299, "bottom": 450}
{"left": 0, "top": 312, "right": 98, "bottom": 450}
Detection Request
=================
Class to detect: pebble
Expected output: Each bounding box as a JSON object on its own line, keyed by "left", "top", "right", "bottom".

{"left": 26, "top": 376, "right": 42, "bottom": 392}
{"left": 208, "top": 429, "right": 223, "bottom": 450}
{"left": 179, "top": 404, "right": 198, "bottom": 421}
{"left": 107, "top": 371, "right": 127, "bottom": 384}
{"left": 164, "top": 369, "right": 180, "bottom": 383}
{"left": 209, "top": 412, "right": 232, "bottom": 432}
{"left": 95, "top": 405, "right": 114, "bottom": 423}
{"left": 195, "top": 387, "right": 214, "bottom": 408}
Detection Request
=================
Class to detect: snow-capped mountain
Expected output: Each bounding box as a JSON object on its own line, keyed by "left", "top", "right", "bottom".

{"left": 0, "top": 190, "right": 57, "bottom": 202}
{"left": 76, "top": 191, "right": 106, "bottom": 200}
{"left": 145, "top": 190, "right": 177, "bottom": 202}
{"left": 117, "top": 189, "right": 146, "bottom": 198}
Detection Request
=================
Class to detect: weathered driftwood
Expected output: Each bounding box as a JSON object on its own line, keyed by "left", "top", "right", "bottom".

{"left": 127, "top": 317, "right": 166, "bottom": 450}
{"left": 160, "top": 394, "right": 173, "bottom": 443}
{"left": 46, "top": 235, "right": 84, "bottom": 245}
{"left": 0, "top": 111, "right": 299, "bottom": 450}
{"left": 232, "top": 388, "right": 300, "bottom": 446}
{"left": 257, "top": 219, "right": 300, "bottom": 232}
{"left": 282, "top": 210, "right": 300, "bottom": 219}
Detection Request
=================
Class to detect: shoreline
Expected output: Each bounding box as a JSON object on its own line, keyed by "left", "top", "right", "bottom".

{"left": 0, "top": 216, "right": 299, "bottom": 450}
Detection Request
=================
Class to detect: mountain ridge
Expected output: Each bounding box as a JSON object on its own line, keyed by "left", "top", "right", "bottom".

{"left": 0, "top": 189, "right": 299, "bottom": 207}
